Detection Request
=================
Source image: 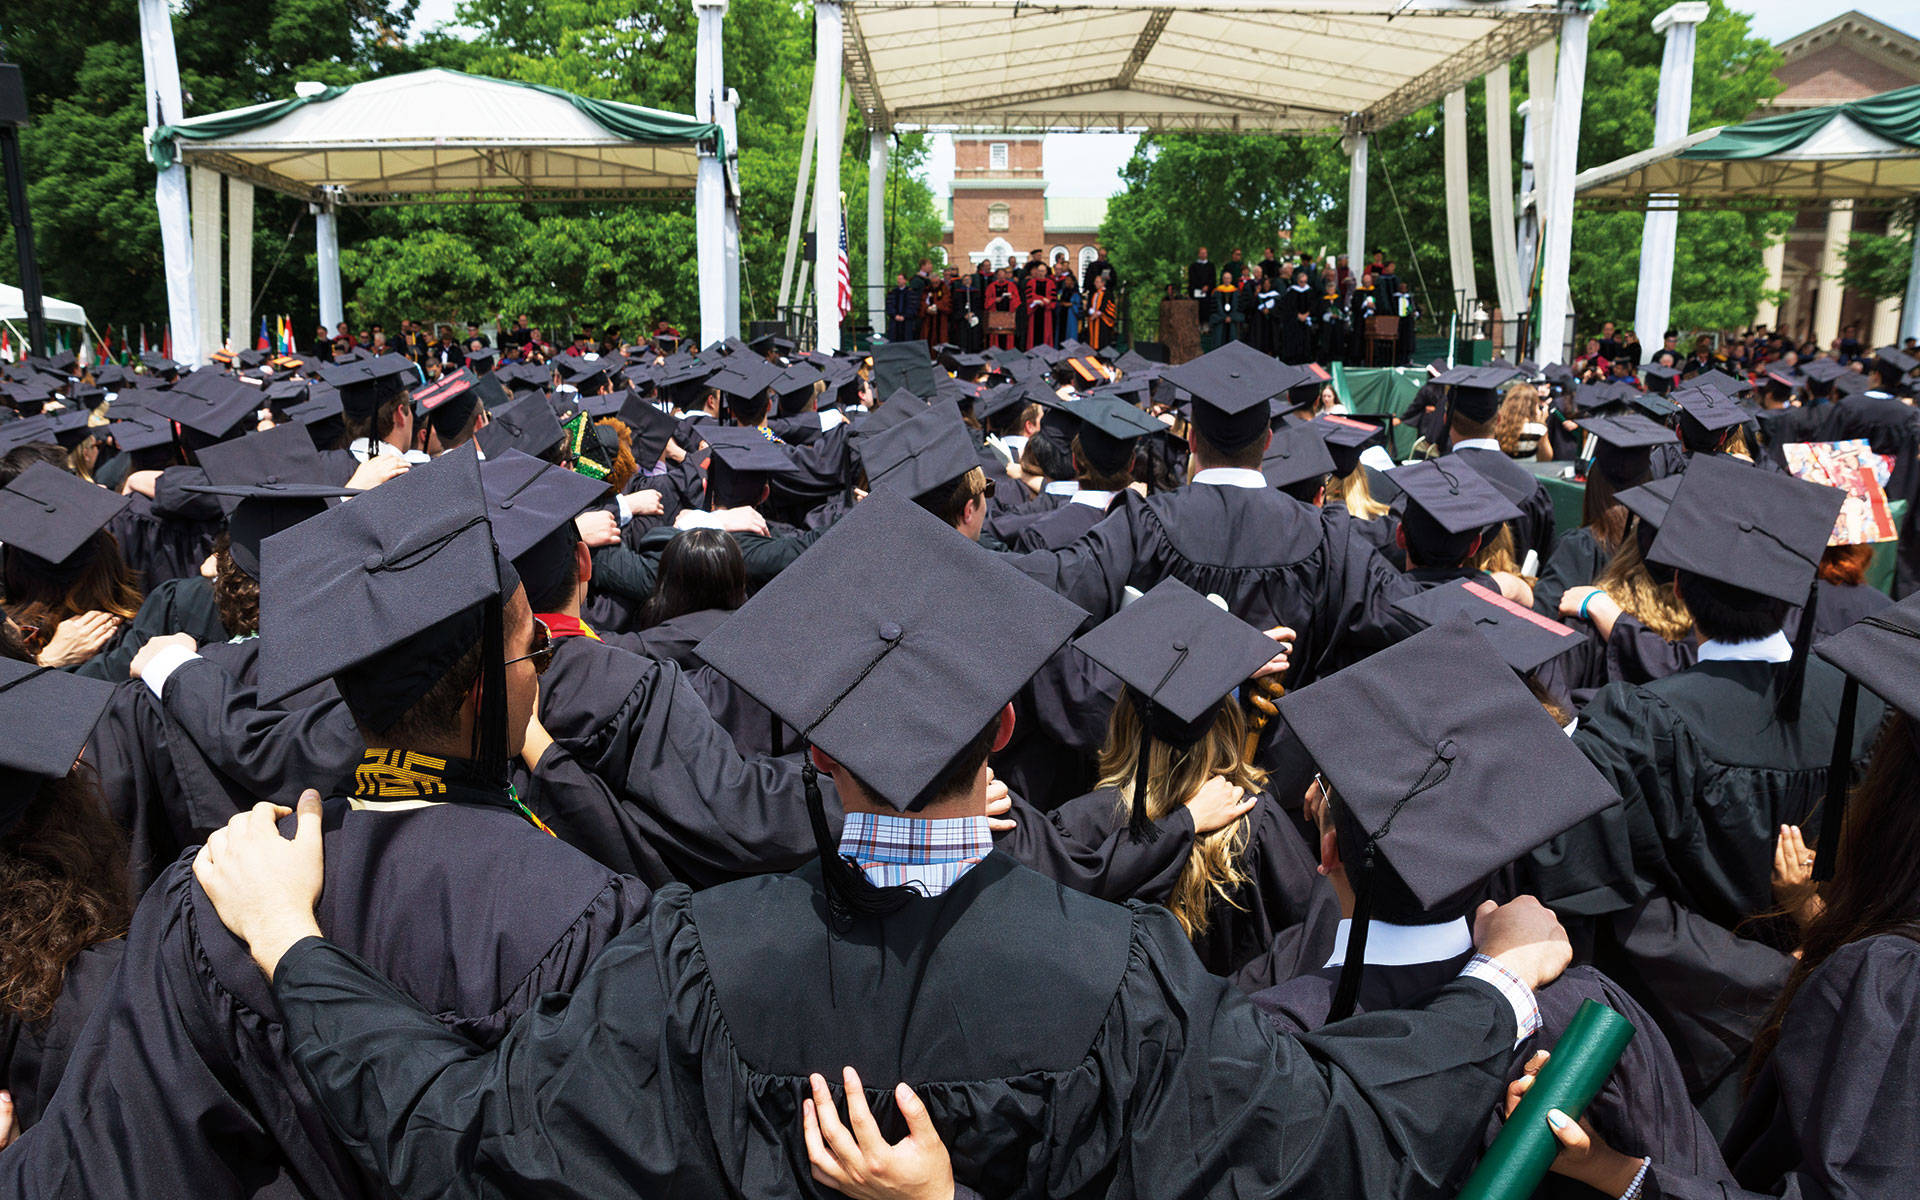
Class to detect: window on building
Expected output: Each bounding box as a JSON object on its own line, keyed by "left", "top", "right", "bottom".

{"left": 1078, "top": 245, "right": 1099, "bottom": 276}
{"left": 987, "top": 202, "right": 1010, "bottom": 232}
{"left": 989, "top": 142, "right": 1008, "bottom": 170}
{"left": 984, "top": 238, "right": 1014, "bottom": 269}
{"left": 1050, "top": 245, "right": 1069, "bottom": 266}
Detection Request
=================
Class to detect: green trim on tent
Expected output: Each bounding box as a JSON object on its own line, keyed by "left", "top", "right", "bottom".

{"left": 148, "top": 70, "right": 722, "bottom": 175}
{"left": 1681, "top": 84, "right": 1920, "bottom": 161}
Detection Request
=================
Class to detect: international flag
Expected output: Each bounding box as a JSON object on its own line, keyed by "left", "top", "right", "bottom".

{"left": 161, "top": 327, "right": 171, "bottom": 361}
{"left": 258, "top": 315, "right": 271, "bottom": 351}
{"left": 140, "top": 324, "right": 149, "bottom": 356}
{"left": 835, "top": 194, "right": 852, "bottom": 322}
{"left": 0, "top": 330, "right": 9, "bottom": 362}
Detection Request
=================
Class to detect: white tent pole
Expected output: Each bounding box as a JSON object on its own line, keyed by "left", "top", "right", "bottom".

{"left": 137, "top": 0, "right": 199, "bottom": 366}
{"left": 694, "top": 0, "right": 729, "bottom": 350}
{"left": 190, "top": 165, "right": 223, "bottom": 356}
{"left": 1485, "top": 64, "right": 1522, "bottom": 357}
{"left": 1442, "top": 87, "right": 1476, "bottom": 323}
{"left": 867, "top": 129, "right": 888, "bottom": 341}
{"left": 1634, "top": 3, "right": 1706, "bottom": 350}
{"left": 1901, "top": 222, "right": 1920, "bottom": 344}
{"left": 228, "top": 179, "right": 254, "bottom": 354}
{"left": 1517, "top": 40, "right": 1555, "bottom": 292}
{"left": 315, "top": 199, "right": 343, "bottom": 333}
{"left": 813, "top": 1, "right": 845, "bottom": 353}
{"left": 778, "top": 85, "right": 819, "bottom": 321}
{"left": 1344, "top": 130, "right": 1368, "bottom": 281}
{"left": 1537, "top": 9, "right": 1589, "bottom": 366}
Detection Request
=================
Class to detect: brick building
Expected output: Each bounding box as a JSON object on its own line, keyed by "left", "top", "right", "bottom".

{"left": 940, "top": 136, "right": 1108, "bottom": 277}
{"left": 1757, "top": 12, "right": 1920, "bottom": 346}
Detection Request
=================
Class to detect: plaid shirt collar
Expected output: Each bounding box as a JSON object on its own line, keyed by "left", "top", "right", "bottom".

{"left": 837, "top": 811, "right": 994, "bottom": 898}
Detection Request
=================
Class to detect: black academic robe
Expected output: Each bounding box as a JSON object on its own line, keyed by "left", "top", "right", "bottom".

{"left": 1005, "top": 496, "right": 1112, "bottom": 551}
{"left": 1447, "top": 446, "right": 1556, "bottom": 565}
{"left": 1253, "top": 957, "right": 1730, "bottom": 1196}
{"left": 105, "top": 493, "right": 218, "bottom": 589}
{"left": 1051, "top": 790, "right": 1325, "bottom": 979}
{"left": 1526, "top": 658, "right": 1886, "bottom": 1127}
{"left": 1651, "top": 934, "right": 1920, "bottom": 1200}
{"left": 1187, "top": 260, "right": 1217, "bottom": 321}
{"left": 630, "top": 606, "right": 732, "bottom": 669}
{"left": 1531, "top": 526, "right": 1611, "bottom": 619}
{"left": 1014, "top": 485, "right": 1420, "bottom": 689}
{"left": 266, "top": 852, "right": 1527, "bottom": 1199}
{"left": 70, "top": 573, "right": 229, "bottom": 682}
{"left": 0, "top": 798, "right": 651, "bottom": 1199}
{"left": 1278, "top": 285, "right": 1316, "bottom": 364}
{"left": 0, "top": 940, "right": 126, "bottom": 1130}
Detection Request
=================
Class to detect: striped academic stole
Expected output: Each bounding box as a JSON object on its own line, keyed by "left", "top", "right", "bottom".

{"left": 351, "top": 749, "right": 555, "bottom": 837}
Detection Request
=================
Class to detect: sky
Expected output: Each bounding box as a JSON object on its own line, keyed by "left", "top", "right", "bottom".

{"left": 406, "top": 0, "right": 1920, "bottom": 198}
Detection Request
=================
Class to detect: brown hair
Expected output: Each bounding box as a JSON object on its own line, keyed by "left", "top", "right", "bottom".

{"left": 594, "top": 417, "right": 640, "bottom": 494}
{"left": 4, "top": 531, "right": 143, "bottom": 658}
{"left": 1096, "top": 698, "right": 1266, "bottom": 938}
{"left": 1750, "top": 712, "right": 1920, "bottom": 1085}
{"left": 1191, "top": 426, "right": 1267, "bottom": 472}
{"left": 1594, "top": 531, "right": 1693, "bottom": 641}
{"left": 212, "top": 537, "right": 259, "bottom": 635}
{"left": 1580, "top": 469, "right": 1633, "bottom": 554}
{"left": 1493, "top": 383, "right": 1540, "bottom": 456}
{"left": 921, "top": 465, "right": 990, "bottom": 528}
{"left": 1070, "top": 434, "right": 1136, "bottom": 493}
{"left": 1817, "top": 542, "right": 1873, "bottom": 589}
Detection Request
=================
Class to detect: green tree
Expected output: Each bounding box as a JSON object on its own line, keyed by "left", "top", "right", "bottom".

{"left": 1838, "top": 201, "right": 1915, "bottom": 306}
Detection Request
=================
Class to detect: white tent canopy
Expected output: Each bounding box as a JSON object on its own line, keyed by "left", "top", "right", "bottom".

{"left": 1574, "top": 116, "right": 1920, "bottom": 210}
{"left": 163, "top": 69, "right": 714, "bottom": 205}
{"left": 843, "top": 0, "right": 1563, "bottom": 134}
{"left": 0, "top": 283, "right": 88, "bottom": 327}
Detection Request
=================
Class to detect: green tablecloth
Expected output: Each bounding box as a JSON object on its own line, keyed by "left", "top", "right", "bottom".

{"left": 1528, "top": 474, "right": 1906, "bottom": 598}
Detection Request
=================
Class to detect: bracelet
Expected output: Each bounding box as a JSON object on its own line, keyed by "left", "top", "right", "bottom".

{"left": 1618, "top": 1157, "right": 1652, "bottom": 1200}
{"left": 1579, "top": 591, "right": 1598, "bottom": 621}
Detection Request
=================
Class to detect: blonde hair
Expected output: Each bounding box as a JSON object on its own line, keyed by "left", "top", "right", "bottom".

{"left": 1335, "top": 467, "right": 1392, "bottom": 520}
{"left": 1595, "top": 533, "right": 1693, "bottom": 641}
{"left": 1493, "top": 383, "right": 1540, "bottom": 455}
{"left": 1096, "top": 698, "right": 1267, "bottom": 937}
{"left": 1470, "top": 523, "right": 1524, "bottom": 578}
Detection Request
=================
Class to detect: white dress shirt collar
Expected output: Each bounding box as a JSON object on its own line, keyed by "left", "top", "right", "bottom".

{"left": 1323, "top": 917, "right": 1474, "bottom": 969}
{"left": 1696, "top": 630, "right": 1793, "bottom": 663}
{"left": 1192, "top": 467, "right": 1270, "bottom": 490}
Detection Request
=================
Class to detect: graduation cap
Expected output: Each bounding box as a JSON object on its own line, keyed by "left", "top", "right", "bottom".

{"left": 475, "top": 392, "right": 566, "bottom": 462}
{"left": 321, "top": 354, "right": 418, "bottom": 423}
{"left": 1799, "top": 359, "right": 1850, "bottom": 388}
{"left": 1614, "top": 475, "right": 1681, "bottom": 531}
{"left": 139, "top": 351, "right": 181, "bottom": 375}
{"left": 708, "top": 359, "right": 782, "bottom": 422}
{"left": 0, "top": 462, "right": 130, "bottom": 568}
{"left": 1574, "top": 413, "right": 1678, "bottom": 487}
{"left": 694, "top": 489, "right": 1085, "bottom": 923}
{"left": 1571, "top": 378, "right": 1639, "bottom": 414}
{"left": 1389, "top": 457, "right": 1522, "bottom": 535}
{"left": 1673, "top": 387, "right": 1750, "bottom": 451}
{"left": 1310, "top": 413, "right": 1387, "bottom": 476}
{"left": 1073, "top": 578, "right": 1279, "bottom": 835}
{"left": 871, "top": 341, "right": 938, "bottom": 401}
{"left": 1687, "top": 367, "right": 1752, "bottom": 397}
{"left": 1159, "top": 342, "right": 1291, "bottom": 453}
{"left": 602, "top": 394, "right": 677, "bottom": 469}
{"left": 412, "top": 369, "right": 490, "bottom": 446}
{"left": 194, "top": 422, "right": 332, "bottom": 495}
{"left": 1433, "top": 363, "right": 1522, "bottom": 425}
{"left": 860, "top": 400, "right": 978, "bottom": 503}
{"left": 1066, "top": 396, "right": 1159, "bottom": 476}
{"left": 0, "top": 411, "right": 91, "bottom": 452}
{"left": 478, "top": 449, "right": 612, "bottom": 597}
{"left": 1647, "top": 453, "right": 1846, "bottom": 719}
{"left": 142, "top": 370, "right": 263, "bottom": 445}
{"left": 256, "top": 444, "right": 519, "bottom": 790}
{"left": 103, "top": 407, "right": 176, "bottom": 454}
{"left": 1392, "top": 579, "right": 1583, "bottom": 675}
{"left": 181, "top": 480, "right": 354, "bottom": 579}
{"left": 702, "top": 430, "right": 797, "bottom": 509}
{"left": 853, "top": 389, "right": 932, "bottom": 438}
{"left": 1872, "top": 346, "right": 1917, "bottom": 381}
{"left": 1760, "top": 366, "right": 1805, "bottom": 396}
{"left": 1279, "top": 613, "right": 1618, "bottom": 1020}
{"left": 0, "top": 657, "right": 118, "bottom": 834}
{"left": 1812, "top": 590, "right": 1920, "bottom": 881}
{"left": 1641, "top": 362, "right": 1681, "bottom": 394}
{"left": 556, "top": 356, "right": 614, "bottom": 394}
{"left": 773, "top": 361, "right": 826, "bottom": 416}
{"left": 1260, "top": 420, "right": 1337, "bottom": 494}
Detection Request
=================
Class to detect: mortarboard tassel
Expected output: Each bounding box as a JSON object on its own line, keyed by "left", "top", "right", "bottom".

{"left": 1777, "top": 580, "right": 1819, "bottom": 723}
{"left": 1812, "top": 676, "right": 1860, "bottom": 884}
{"left": 1327, "top": 847, "right": 1377, "bottom": 1024}
{"left": 472, "top": 593, "right": 510, "bottom": 786}
{"left": 1128, "top": 711, "right": 1158, "bottom": 842}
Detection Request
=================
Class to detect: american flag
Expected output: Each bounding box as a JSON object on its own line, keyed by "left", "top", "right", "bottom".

{"left": 835, "top": 194, "right": 852, "bottom": 321}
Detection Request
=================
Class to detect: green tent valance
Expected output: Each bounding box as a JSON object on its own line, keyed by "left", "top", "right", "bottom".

{"left": 1681, "top": 83, "right": 1920, "bottom": 160}
{"left": 150, "top": 87, "right": 349, "bottom": 171}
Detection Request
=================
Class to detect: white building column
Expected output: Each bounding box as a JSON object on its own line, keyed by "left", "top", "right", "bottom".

{"left": 1901, "top": 222, "right": 1920, "bottom": 344}
{"left": 1813, "top": 200, "right": 1853, "bottom": 349}
{"left": 1536, "top": 10, "right": 1590, "bottom": 365}
{"left": 1633, "top": 3, "right": 1707, "bottom": 347}
{"left": 693, "top": 0, "right": 728, "bottom": 350}
{"left": 1443, "top": 87, "right": 1477, "bottom": 320}
{"left": 137, "top": 0, "right": 199, "bottom": 365}
{"left": 190, "top": 165, "right": 222, "bottom": 357}
{"left": 1344, "top": 130, "right": 1368, "bottom": 277}
{"left": 812, "top": 0, "right": 844, "bottom": 352}
{"left": 867, "top": 128, "right": 888, "bottom": 340}
{"left": 1486, "top": 64, "right": 1523, "bottom": 356}
{"left": 227, "top": 179, "right": 253, "bottom": 354}
{"left": 1754, "top": 235, "right": 1785, "bottom": 329}
{"left": 314, "top": 201, "right": 343, "bottom": 333}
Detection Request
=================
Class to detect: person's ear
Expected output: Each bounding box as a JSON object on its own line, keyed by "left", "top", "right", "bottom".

{"left": 810, "top": 744, "right": 839, "bottom": 775}
{"left": 1466, "top": 533, "right": 1483, "bottom": 560}
{"left": 1319, "top": 827, "right": 1342, "bottom": 878}
{"left": 574, "top": 538, "right": 593, "bottom": 586}
{"left": 991, "top": 702, "right": 1016, "bottom": 753}
{"left": 1394, "top": 524, "right": 1407, "bottom": 550}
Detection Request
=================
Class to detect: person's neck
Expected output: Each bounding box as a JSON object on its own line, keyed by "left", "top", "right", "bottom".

{"left": 363, "top": 730, "right": 471, "bottom": 763}
{"left": 835, "top": 769, "right": 988, "bottom": 821}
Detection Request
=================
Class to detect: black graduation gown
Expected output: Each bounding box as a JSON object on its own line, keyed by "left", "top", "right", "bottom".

{"left": 0, "top": 940, "right": 126, "bottom": 1130}
{"left": 105, "top": 493, "right": 218, "bottom": 589}
{"left": 1050, "top": 790, "right": 1325, "bottom": 979}
{"left": 1531, "top": 526, "right": 1610, "bottom": 618}
{"left": 1651, "top": 935, "right": 1920, "bottom": 1200}
{"left": 992, "top": 641, "right": 1121, "bottom": 812}
{"left": 1600, "top": 613, "right": 1695, "bottom": 689}
{"left": 266, "top": 852, "right": 1527, "bottom": 1199}
{"left": 630, "top": 605, "right": 731, "bottom": 669}
{"left": 70, "top": 573, "right": 229, "bottom": 682}
{"left": 1525, "top": 658, "right": 1886, "bottom": 1124}
{"left": 1447, "top": 447, "right": 1556, "bottom": 565}
{"left": 1252, "top": 958, "right": 1730, "bottom": 1196}
{"left": 1278, "top": 285, "right": 1316, "bottom": 364}
{"left": 1014, "top": 485, "right": 1420, "bottom": 689}
{"left": 0, "top": 799, "right": 651, "bottom": 1199}
{"left": 1788, "top": 578, "right": 1892, "bottom": 643}
{"left": 1005, "top": 496, "right": 1111, "bottom": 552}
{"left": 990, "top": 791, "right": 1199, "bottom": 903}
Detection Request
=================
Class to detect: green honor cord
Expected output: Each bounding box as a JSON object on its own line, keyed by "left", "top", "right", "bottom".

{"left": 1457, "top": 1000, "right": 1636, "bottom": 1200}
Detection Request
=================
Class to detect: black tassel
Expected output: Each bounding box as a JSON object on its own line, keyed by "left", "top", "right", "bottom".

{"left": 1813, "top": 677, "right": 1859, "bottom": 884}
{"left": 1128, "top": 706, "right": 1158, "bottom": 842}
{"left": 804, "top": 753, "right": 917, "bottom": 929}
{"left": 1778, "top": 581, "right": 1819, "bottom": 723}
{"left": 473, "top": 595, "right": 509, "bottom": 786}
{"left": 1328, "top": 852, "right": 1376, "bottom": 1023}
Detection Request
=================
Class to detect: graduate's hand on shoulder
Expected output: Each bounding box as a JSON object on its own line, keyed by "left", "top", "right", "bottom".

{"left": 129, "top": 632, "right": 198, "bottom": 680}
{"left": 344, "top": 454, "right": 409, "bottom": 492}
{"left": 574, "top": 510, "right": 621, "bottom": 548}
{"left": 0, "top": 1090, "right": 14, "bottom": 1150}
{"left": 36, "top": 611, "right": 123, "bottom": 668}
{"left": 1773, "top": 824, "right": 1824, "bottom": 932}
{"left": 1253, "top": 626, "right": 1295, "bottom": 679}
{"left": 193, "top": 791, "right": 326, "bottom": 982}
{"left": 1503, "top": 1052, "right": 1647, "bottom": 1195}
{"left": 804, "top": 1068, "right": 955, "bottom": 1200}
{"left": 1185, "top": 776, "right": 1255, "bottom": 835}
{"left": 1472, "top": 896, "right": 1571, "bottom": 991}
{"left": 621, "top": 489, "right": 665, "bottom": 519}
{"left": 983, "top": 770, "right": 1015, "bottom": 834}
{"left": 122, "top": 469, "right": 161, "bottom": 498}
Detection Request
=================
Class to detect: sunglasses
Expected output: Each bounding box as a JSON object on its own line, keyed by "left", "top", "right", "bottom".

{"left": 505, "top": 617, "right": 556, "bottom": 676}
